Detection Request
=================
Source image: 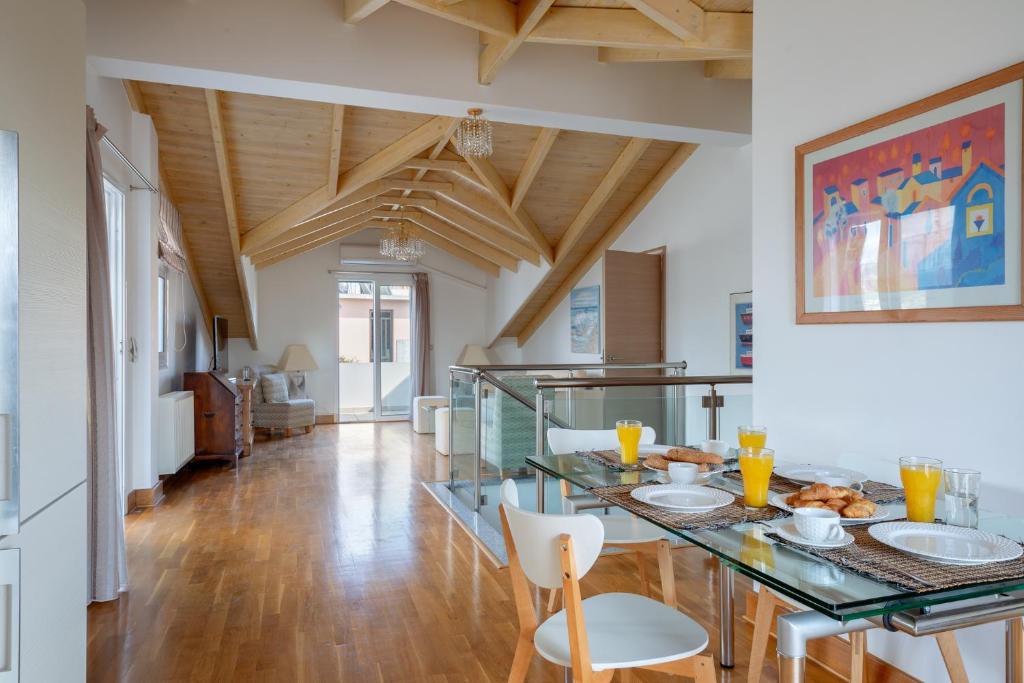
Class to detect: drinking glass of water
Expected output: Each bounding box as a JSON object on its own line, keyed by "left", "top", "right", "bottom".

{"left": 943, "top": 468, "right": 980, "bottom": 528}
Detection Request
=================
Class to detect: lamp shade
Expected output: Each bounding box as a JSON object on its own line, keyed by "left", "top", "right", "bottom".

{"left": 456, "top": 344, "right": 494, "bottom": 366}
{"left": 279, "top": 344, "right": 319, "bottom": 372}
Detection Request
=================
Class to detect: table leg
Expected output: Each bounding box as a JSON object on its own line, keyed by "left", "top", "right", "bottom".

{"left": 1008, "top": 617, "right": 1023, "bottom": 683}
{"left": 719, "top": 559, "right": 734, "bottom": 668}
{"left": 776, "top": 610, "right": 874, "bottom": 683}
{"left": 536, "top": 469, "right": 546, "bottom": 513}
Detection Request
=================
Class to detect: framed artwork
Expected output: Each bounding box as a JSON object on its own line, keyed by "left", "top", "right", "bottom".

{"left": 796, "top": 62, "right": 1023, "bottom": 323}
{"left": 729, "top": 291, "right": 752, "bottom": 375}
{"left": 570, "top": 285, "right": 600, "bottom": 354}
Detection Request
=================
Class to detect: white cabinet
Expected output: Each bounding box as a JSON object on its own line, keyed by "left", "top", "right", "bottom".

{"left": 158, "top": 391, "right": 195, "bottom": 475}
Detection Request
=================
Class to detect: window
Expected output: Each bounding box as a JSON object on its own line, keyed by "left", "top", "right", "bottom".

{"left": 157, "top": 272, "right": 168, "bottom": 367}
{"left": 369, "top": 309, "right": 394, "bottom": 362}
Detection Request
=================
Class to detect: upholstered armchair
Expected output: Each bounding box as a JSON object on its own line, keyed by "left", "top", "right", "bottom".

{"left": 251, "top": 365, "right": 316, "bottom": 436}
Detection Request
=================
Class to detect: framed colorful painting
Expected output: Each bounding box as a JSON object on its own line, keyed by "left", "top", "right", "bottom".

{"left": 570, "top": 285, "right": 600, "bottom": 354}
{"left": 796, "top": 62, "right": 1024, "bottom": 323}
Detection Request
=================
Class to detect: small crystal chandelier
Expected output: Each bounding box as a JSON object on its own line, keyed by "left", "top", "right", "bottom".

{"left": 379, "top": 220, "right": 426, "bottom": 262}
{"left": 455, "top": 107, "right": 493, "bottom": 159}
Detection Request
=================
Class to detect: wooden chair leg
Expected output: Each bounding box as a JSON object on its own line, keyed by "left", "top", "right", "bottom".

{"left": 692, "top": 655, "right": 717, "bottom": 683}
{"left": 285, "top": 427, "right": 293, "bottom": 438}
{"left": 747, "top": 588, "right": 776, "bottom": 683}
{"left": 934, "top": 632, "right": 969, "bottom": 683}
{"left": 547, "top": 588, "right": 560, "bottom": 614}
{"left": 634, "top": 551, "right": 650, "bottom": 597}
{"left": 507, "top": 635, "right": 536, "bottom": 683}
{"left": 305, "top": 425, "right": 313, "bottom": 433}
{"left": 617, "top": 669, "right": 634, "bottom": 682}
{"left": 655, "top": 540, "right": 676, "bottom": 608}
{"left": 849, "top": 631, "right": 867, "bottom": 683}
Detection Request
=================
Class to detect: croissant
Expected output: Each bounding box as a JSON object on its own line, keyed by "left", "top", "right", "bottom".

{"left": 798, "top": 483, "right": 847, "bottom": 501}
{"left": 841, "top": 499, "right": 877, "bottom": 519}
{"left": 824, "top": 498, "right": 847, "bottom": 512}
{"left": 791, "top": 499, "right": 828, "bottom": 510}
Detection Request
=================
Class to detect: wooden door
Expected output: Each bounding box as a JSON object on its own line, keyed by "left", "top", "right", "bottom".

{"left": 603, "top": 249, "right": 664, "bottom": 365}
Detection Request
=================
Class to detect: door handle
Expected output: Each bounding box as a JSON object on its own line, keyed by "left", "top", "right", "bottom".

{"left": 605, "top": 355, "right": 621, "bottom": 362}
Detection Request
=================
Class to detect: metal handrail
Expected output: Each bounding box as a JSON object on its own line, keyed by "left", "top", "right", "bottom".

{"left": 449, "top": 361, "right": 687, "bottom": 373}
{"left": 534, "top": 374, "right": 753, "bottom": 389}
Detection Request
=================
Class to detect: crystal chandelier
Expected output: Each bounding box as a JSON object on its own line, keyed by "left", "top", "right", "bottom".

{"left": 379, "top": 220, "right": 426, "bottom": 262}
{"left": 454, "top": 107, "right": 493, "bottom": 159}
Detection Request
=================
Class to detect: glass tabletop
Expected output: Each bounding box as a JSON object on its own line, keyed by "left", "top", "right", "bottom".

{"left": 527, "top": 452, "right": 1024, "bottom": 621}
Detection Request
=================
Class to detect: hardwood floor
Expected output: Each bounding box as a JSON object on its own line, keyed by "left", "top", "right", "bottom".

{"left": 87, "top": 423, "right": 843, "bottom": 682}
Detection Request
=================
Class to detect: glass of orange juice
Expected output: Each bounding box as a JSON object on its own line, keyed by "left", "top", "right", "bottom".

{"left": 738, "top": 447, "right": 774, "bottom": 508}
{"left": 616, "top": 419, "right": 643, "bottom": 465}
{"left": 738, "top": 425, "right": 767, "bottom": 450}
{"left": 899, "top": 456, "right": 943, "bottom": 522}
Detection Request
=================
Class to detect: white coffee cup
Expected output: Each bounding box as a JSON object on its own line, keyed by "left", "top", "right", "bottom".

{"left": 820, "top": 476, "right": 863, "bottom": 493}
{"left": 668, "top": 462, "right": 698, "bottom": 485}
{"left": 793, "top": 508, "right": 845, "bottom": 543}
{"left": 701, "top": 439, "right": 730, "bottom": 458}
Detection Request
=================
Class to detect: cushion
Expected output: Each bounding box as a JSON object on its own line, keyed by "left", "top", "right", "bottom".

{"left": 260, "top": 373, "right": 290, "bottom": 403}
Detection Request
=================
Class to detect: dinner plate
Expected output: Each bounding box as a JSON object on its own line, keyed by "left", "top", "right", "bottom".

{"left": 771, "top": 520, "right": 854, "bottom": 549}
{"left": 774, "top": 463, "right": 868, "bottom": 484}
{"left": 868, "top": 522, "right": 1023, "bottom": 565}
{"left": 769, "top": 492, "right": 890, "bottom": 525}
{"left": 630, "top": 484, "right": 733, "bottom": 512}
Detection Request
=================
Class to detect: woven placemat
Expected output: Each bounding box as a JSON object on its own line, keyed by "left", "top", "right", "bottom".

{"left": 722, "top": 472, "right": 906, "bottom": 504}
{"left": 589, "top": 482, "right": 788, "bottom": 531}
{"left": 578, "top": 449, "right": 647, "bottom": 472}
{"left": 767, "top": 523, "right": 1024, "bottom": 592}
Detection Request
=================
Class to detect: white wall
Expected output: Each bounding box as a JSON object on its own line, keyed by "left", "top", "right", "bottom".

{"left": 229, "top": 241, "right": 489, "bottom": 416}
{"left": 0, "top": 1, "right": 87, "bottom": 679}
{"left": 753, "top": 2, "right": 1024, "bottom": 680}
{"left": 493, "top": 145, "right": 753, "bottom": 377}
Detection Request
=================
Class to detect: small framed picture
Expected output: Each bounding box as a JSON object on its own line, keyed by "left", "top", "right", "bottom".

{"left": 729, "top": 291, "right": 752, "bottom": 375}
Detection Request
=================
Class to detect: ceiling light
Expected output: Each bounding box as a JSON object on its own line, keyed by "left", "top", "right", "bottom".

{"left": 379, "top": 220, "right": 426, "bottom": 262}
{"left": 455, "top": 107, "right": 493, "bottom": 159}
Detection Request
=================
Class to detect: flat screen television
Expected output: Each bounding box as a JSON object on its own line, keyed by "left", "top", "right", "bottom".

{"left": 212, "top": 316, "right": 229, "bottom": 373}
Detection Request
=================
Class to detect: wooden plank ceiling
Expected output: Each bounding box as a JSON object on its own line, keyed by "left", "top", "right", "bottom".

{"left": 128, "top": 80, "right": 701, "bottom": 346}
{"left": 345, "top": 0, "right": 753, "bottom": 84}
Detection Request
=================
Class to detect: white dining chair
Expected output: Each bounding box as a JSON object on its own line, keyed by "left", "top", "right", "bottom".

{"left": 499, "top": 480, "right": 717, "bottom": 683}
{"left": 546, "top": 427, "right": 681, "bottom": 610}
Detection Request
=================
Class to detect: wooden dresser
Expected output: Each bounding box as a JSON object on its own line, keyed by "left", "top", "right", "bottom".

{"left": 184, "top": 371, "right": 242, "bottom": 466}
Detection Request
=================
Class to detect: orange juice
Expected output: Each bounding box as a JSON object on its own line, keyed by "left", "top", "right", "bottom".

{"left": 900, "top": 457, "right": 943, "bottom": 522}
{"left": 738, "top": 425, "right": 767, "bottom": 450}
{"left": 738, "top": 447, "right": 774, "bottom": 507}
{"left": 741, "top": 529, "right": 776, "bottom": 571}
{"left": 616, "top": 420, "right": 642, "bottom": 465}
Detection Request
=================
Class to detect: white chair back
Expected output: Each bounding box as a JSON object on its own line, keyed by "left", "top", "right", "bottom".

{"left": 499, "top": 479, "right": 604, "bottom": 589}
{"left": 546, "top": 426, "right": 656, "bottom": 454}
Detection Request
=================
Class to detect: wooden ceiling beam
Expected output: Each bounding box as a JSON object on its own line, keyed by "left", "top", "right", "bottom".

{"left": 462, "top": 154, "right": 554, "bottom": 263}
{"left": 344, "top": 0, "right": 390, "bottom": 23}
{"left": 624, "top": 0, "right": 704, "bottom": 41}
{"left": 403, "top": 121, "right": 461, "bottom": 199}
{"left": 402, "top": 158, "right": 472, "bottom": 176}
{"left": 392, "top": 0, "right": 515, "bottom": 37}
{"left": 395, "top": 211, "right": 519, "bottom": 271}
{"left": 514, "top": 142, "right": 698, "bottom": 346}
{"left": 253, "top": 214, "right": 375, "bottom": 264}
{"left": 511, "top": 127, "right": 559, "bottom": 211}
{"left": 122, "top": 80, "right": 148, "bottom": 115}
{"left": 415, "top": 229, "right": 501, "bottom": 277}
{"left": 704, "top": 58, "right": 752, "bottom": 79}
{"left": 422, "top": 203, "right": 540, "bottom": 265}
{"left": 554, "top": 137, "right": 651, "bottom": 263}
{"left": 204, "top": 89, "right": 258, "bottom": 348}
{"left": 383, "top": 178, "right": 453, "bottom": 192}
{"left": 478, "top": 0, "right": 556, "bottom": 85}
{"left": 255, "top": 223, "right": 373, "bottom": 269}
{"left": 241, "top": 116, "right": 455, "bottom": 253}
{"left": 252, "top": 197, "right": 387, "bottom": 257}
{"left": 327, "top": 104, "right": 346, "bottom": 194}
{"left": 435, "top": 185, "right": 528, "bottom": 239}
{"left": 598, "top": 46, "right": 749, "bottom": 62}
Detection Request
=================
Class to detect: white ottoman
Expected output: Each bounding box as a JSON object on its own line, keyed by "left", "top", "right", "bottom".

{"left": 413, "top": 395, "right": 448, "bottom": 433}
{"left": 434, "top": 407, "right": 450, "bottom": 454}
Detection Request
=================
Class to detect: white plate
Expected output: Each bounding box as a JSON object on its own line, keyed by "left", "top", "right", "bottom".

{"left": 869, "top": 522, "right": 1023, "bottom": 565}
{"left": 771, "top": 520, "right": 854, "bottom": 549}
{"left": 769, "top": 492, "right": 890, "bottom": 525}
{"left": 615, "top": 444, "right": 672, "bottom": 457}
{"left": 774, "top": 463, "right": 868, "bottom": 484}
{"left": 630, "top": 484, "right": 733, "bottom": 512}
{"left": 643, "top": 461, "right": 727, "bottom": 485}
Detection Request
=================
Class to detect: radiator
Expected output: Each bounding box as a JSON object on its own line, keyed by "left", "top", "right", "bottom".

{"left": 158, "top": 390, "right": 195, "bottom": 475}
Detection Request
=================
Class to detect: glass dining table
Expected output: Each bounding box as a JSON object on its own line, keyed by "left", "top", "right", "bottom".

{"left": 526, "top": 452, "right": 1024, "bottom": 683}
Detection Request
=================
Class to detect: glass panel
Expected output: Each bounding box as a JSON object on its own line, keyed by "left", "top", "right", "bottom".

{"left": 449, "top": 371, "right": 478, "bottom": 511}
{"left": 378, "top": 284, "right": 411, "bottom": 416}
{"left": 338, "top": 280, "right": 375, "bottom": 421}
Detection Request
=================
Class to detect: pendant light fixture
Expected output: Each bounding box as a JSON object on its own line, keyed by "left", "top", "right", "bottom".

{"left": 379, "top": 220, "right": 426, "bottom": 262}
{"left": 454, "top": 107, "right": 493, "bottom": 159}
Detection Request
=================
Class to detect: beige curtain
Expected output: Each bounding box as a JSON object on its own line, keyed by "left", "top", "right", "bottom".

{"left": 412, "top": 272, "right": 431, "bottom": 396}
{"left": 86, "top": 107, "right": 128, "bottom": 602}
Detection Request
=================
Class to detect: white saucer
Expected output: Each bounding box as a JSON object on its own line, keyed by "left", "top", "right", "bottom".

{"left": 772, "top": 520, "right": 854, "bottom": 549}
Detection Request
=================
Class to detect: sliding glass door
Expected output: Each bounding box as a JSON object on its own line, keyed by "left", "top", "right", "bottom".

{"left": 337, "top": 275, "right": 413, "bottom": 422}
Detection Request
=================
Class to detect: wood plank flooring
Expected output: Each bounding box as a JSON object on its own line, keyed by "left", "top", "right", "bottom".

{"left": 87, "top": 423, "right": 844, "bottom": 682}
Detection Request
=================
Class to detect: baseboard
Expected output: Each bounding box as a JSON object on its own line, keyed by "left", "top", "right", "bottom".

{"left": 742, "top": 591, "right": 920, "bottom": 682}
{"left": 315, "top": 414, "right": 336, "bottom": 424}
{"left": 126, "top": 480, "right": 165, "bottom": 514}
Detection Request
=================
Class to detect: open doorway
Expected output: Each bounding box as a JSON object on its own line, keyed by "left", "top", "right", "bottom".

{"left": 103, "top": 177, "right": 127, "bottom": 501}
{"left": 337, "top": 276, "right": 413, "bottom": 422}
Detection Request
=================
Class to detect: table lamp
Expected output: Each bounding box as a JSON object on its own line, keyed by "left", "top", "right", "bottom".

{"left": 279, "top": 344, "right": 318, "bottom": 398}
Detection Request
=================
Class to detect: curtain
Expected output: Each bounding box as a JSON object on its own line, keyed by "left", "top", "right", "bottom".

{"left": 157, "top": 192, "right": 186, "bottom": 273}
{"left": 411, "top": 272, "right": 431, "bottom": 396}
{"left": 86, "top": 107, "right": 128, "bottom": 602}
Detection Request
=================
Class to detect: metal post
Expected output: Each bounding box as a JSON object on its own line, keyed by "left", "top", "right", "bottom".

{"left": 1008, "top": 617, "right": 1023, "bottom": 683}
{"left": 473, "top": 374, "right": 482, "bottom": 512}
{"left": 708, "top": 384, "right": 720, "bottom": 441}
{"left": 718, "top": 560, "right": 734, "bottom": 668}
{"left": 776, "top": 610, "right": 874, "bottom": 683}
{"left": 535, "top": 388, "right": 546, "bottom": 513}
